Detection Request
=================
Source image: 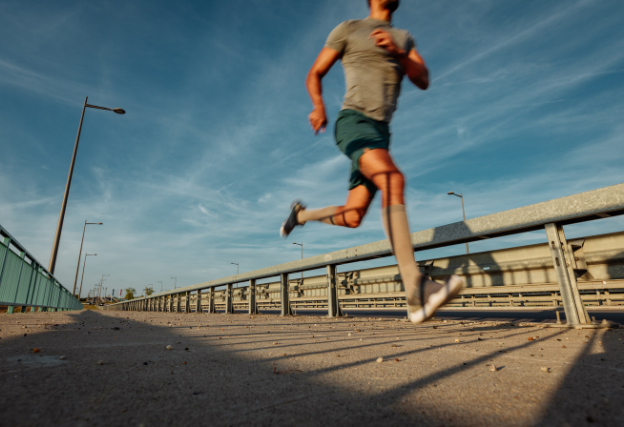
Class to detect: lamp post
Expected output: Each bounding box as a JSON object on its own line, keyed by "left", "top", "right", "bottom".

{"left": 293, "top": 242, "right": 303, "bottom": 280}
{"left": 48, "top": 97, "right": 125, "bottom": 274}
{"left": 78, "top": 253, "right": 97, "bottom": 299}
{"left": 231, "top": 263, "right": 239, "bottom": 289}
{"left": 157, "top": 281, "right": 163, "bottom": 292}
{"left": 171, "top": 277, "right": 177, "bottom": 289}
{"left": 448, "top": 191, "right": 469, "bottom": 254}
{"left": 231, "top": 262, "right": 239, "bottom": 275}
{"left": 72, "top": 220, "right": 102, "bottom": 296}
{"left": 98, "top": 274, "right": 110, "bottom": 301}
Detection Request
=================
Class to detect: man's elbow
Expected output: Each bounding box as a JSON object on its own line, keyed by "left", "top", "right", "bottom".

{"left": 306, "top": 68, "right": 321, "bottom": 87}
{"left": 410, "top": 75, "right": 429, "bottom": 90}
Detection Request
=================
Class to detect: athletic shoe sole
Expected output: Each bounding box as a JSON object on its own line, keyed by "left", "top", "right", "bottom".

{"left": 407, "top": 275, "right": 464, "bottom": 324}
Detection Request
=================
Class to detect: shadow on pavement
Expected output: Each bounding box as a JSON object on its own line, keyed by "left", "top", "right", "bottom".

{"left": 538, "top": 327, "right": 624, "bottom": 425}
{"left": 1, "top": 309, "right": 623, "bottom": 426}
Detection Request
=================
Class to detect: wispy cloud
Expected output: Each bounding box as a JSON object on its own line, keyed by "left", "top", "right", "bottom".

{"left": 1, "top": 0, "right": 623, "bottom": 296}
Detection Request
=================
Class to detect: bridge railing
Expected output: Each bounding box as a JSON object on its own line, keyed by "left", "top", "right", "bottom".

{"left": 0, "top": 223, "right": 82, "bottom": 313}
{"left": 105, "top": 183, "right": 624, "bottom": 327}
{"left": 176, "top": 230, "right": 624, "bottom": 311}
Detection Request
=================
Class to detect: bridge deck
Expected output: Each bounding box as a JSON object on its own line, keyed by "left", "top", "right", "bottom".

{"left": 1, "top": 310, "right": 622, "bottom": 426}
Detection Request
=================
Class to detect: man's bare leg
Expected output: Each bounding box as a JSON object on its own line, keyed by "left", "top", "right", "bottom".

{"left": 360, "top": 149, "right": 463, "bottom": 323}
{"left": 297, "top": 185, "right": 374, "bottom": 228}
{"left": 297, "top": 206, "right": 338, "bottom": 225}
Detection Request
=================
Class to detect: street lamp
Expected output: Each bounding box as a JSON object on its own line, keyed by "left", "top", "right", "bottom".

{"left": 78, "top": 253, "right": 97, "bottom": 299}
{"left": 157, "top": 281, "right": 163, "bottom": 292}
{"left": 171, "top": 277, "right": 177, "bottom": 289}
{"left": 98, "top": 274, "right": 110, "bottom": 301}
{"left": 231, "top": 262, "right": 239, "bottom": 275}
{"left": 72, "top": 220, "right": 103, "bottom": 296}
{"left": 293, "top": 242, "right": 303, "bottom": 280}
{"left": 230, "top": 263, "right": 239, "bottom": 289}
{"left": 48, "top": 96, "right": 125, "bottom": 274}
{"left": 448, "top": 191, "right": 469, "bottom": 254}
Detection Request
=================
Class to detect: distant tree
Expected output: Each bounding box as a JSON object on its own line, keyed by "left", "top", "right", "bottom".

{"left": 144, "top": 286, "right": 154, "bottom": 296}
{"left": 125, "top": 287, "right": 136, "bottom": 300}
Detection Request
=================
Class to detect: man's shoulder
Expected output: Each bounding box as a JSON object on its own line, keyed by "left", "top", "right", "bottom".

{"left": 332, "top": 19, "right": 367, "bottom": 33}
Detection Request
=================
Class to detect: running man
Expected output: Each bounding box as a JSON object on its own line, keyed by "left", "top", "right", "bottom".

{"left": 280, "top": 0, "right": 463, "bottom": 324}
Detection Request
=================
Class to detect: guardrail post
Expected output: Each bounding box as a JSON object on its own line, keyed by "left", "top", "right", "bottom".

{"left": 208, "top": 288, "right": 215, "bottom": 313}
{"left": 196, "top": 289, "right": 202, "bottom": 313}
{"left": 280, "top": 273, "right": 292, "bottom": 316}
{"left": 326, "top": 265, "right": 343, "bottom": 318}
{"left": 248, "top": 279, "right": 258, "bottom": 315}
{"left": 7, "top": 251, "right": 27, "bottom": 315}
{"left": 0, "top": 237, "right": 12, "bottom": 303}
{"left": 23, "top": 261, "right": 38, "bottom": 313}
{"left": 545, "top": 223, "right": 590, "bottom": 325}
{"left": 225, "top": 284, "right": 234, "bottom": 314}
{"left": 185, "top": 291, "right": 190, "bottom": 313}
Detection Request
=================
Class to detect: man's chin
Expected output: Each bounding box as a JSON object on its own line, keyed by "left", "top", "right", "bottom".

{"left": 383, "top": 0, "right": 399, "bottom": 13}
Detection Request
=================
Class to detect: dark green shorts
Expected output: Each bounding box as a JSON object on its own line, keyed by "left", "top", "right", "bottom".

{"left": 335, "top": 109, "right": 390, "bottom": 196}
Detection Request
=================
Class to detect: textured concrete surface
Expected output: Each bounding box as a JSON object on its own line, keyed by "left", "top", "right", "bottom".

{"left": 1, "top": 310, "right": 623, "bottom": 426}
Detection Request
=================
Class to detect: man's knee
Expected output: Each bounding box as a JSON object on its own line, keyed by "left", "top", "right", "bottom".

{"left": 378, "top": 170, "right": 405, "bottom": 206}
{"left": 334, "top": 207, "right": 365, "bottom": 228}
{"left": 344, "top": 210, "right": 364, "bottom": 228}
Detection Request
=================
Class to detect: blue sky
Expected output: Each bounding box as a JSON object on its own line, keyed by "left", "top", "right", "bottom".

{"left": 1, "top": 0, "right": 623, "bottom": 297}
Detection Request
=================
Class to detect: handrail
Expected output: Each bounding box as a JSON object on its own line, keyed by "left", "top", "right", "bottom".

{"left": 112, "top": 182, "right": 624, "bottom": 305}
{"left": 0, "top": 223, "right": 81, "bottom": 311}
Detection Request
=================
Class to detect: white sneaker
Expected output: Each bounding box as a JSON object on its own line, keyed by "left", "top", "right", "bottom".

{"left": 407, "top": 275, "right": 463, "bottom": 324}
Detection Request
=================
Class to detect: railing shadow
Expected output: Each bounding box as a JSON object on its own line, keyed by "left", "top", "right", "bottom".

{"left": 2, "top": 309, "right": 622, "bottom": 426}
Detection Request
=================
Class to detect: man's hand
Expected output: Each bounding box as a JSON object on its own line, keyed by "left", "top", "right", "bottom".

{"left": 369, "top": 29, "right": 406, "bottom": 59}
{"left": 309, "top": 107, "right": 327, "bottom": 135}
{"left": 370, "top": 29, "right": 429, "bottom": 90}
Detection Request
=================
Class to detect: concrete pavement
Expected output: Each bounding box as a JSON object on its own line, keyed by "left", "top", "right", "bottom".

{"left": 1, "top": 310, "right": 623, "bottom": 426}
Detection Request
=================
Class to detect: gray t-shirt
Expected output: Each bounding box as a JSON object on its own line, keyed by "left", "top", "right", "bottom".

{"left": 325, "top": 18, "right": 415, "bottom": 123}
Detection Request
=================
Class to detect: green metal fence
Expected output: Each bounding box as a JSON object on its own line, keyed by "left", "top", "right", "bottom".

{"left": 0, "top": 223, "right": 82, "bottom": 313}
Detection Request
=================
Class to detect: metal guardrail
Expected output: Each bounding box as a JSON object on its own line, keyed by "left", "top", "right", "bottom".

{"left": 0, "top": 223, "right": 82, "bottom": 313}
{"left": 105, "top": 183, "right": 624, "bottom": 327}
{"left": 130, "top": 230, "right": 624, "bottom": 312}
{"left": 185, "top": 230, "right": 624, "bottom": 310}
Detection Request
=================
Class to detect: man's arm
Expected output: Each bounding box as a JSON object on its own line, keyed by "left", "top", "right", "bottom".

{"left": 306, "top": 47, "right": 341, "bottom": 134}
{"left": 369, "top": 29, "right": 429, "bottom": 90}
{"left": 401, "top": 49, "right": 429, "bottom": 90}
